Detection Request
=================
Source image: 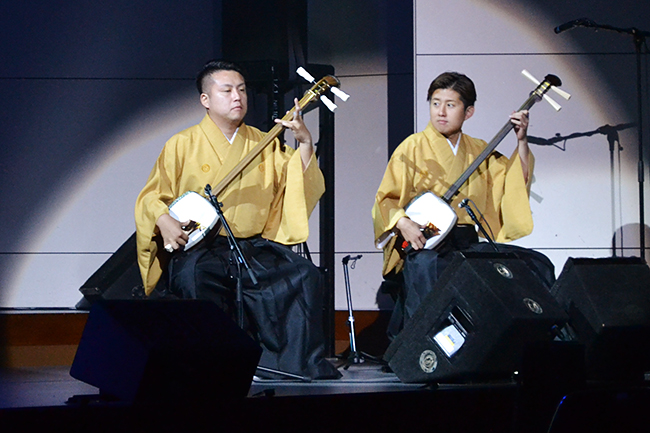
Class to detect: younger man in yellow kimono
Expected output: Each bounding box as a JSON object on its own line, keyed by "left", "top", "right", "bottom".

{"left": 372, "top": 72, "right": 553, "bottom": 338}
{"left": 135, "top": 60, "right": 340, "bottom": 379}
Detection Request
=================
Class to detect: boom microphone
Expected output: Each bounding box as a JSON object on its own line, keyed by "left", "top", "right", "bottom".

{"left": 342, "top": 254, "right": 362, "bottom": 264}
{"left": 554, "top": 18, "right": 594, "bottom": 34}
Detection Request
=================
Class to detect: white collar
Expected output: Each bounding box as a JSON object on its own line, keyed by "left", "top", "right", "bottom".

{"left": 226, "top": 127, "right": 240, "bottom": 144}
{"left": 447, "top": 133, "right": 462, "bottom": 155}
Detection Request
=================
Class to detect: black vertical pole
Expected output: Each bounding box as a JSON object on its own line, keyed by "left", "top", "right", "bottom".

{"left": 318, "top": 85, "right": 336, "bottom": 357}
{"left": 387, "top": 0, "right": 414, "bottom": 156}
{"left": 634, "top": 32, "right": 646, "bottom": 259}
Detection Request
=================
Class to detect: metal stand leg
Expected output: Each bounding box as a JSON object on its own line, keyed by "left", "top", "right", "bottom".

{"left": 205, "top": 184, "right": 310, "bottom": 382}
{"left": 343, "top": 255, "right": 362, "bottom": 366}
{"left": 340, "top": 255, "right": 386, "bottom": 370}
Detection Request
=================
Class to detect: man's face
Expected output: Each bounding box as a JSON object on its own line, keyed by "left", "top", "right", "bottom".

{"left": 200, "top": 70, "right": 248, "bottom": 126}
{"left": 428, "top": 88, "right": 474, "bottom": 140}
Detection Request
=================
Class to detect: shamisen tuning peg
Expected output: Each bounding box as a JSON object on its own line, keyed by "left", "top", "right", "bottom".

{"left": 297, "top": 66, "right": 350, "bottom": 112}
{"left": 521, "top": 69, "right": 571, "bottom": 111}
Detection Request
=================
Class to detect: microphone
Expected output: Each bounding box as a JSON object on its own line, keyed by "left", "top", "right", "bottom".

{"left": 342, "top": 254, "right": 362, "bottom": 265}
{"left": 527, "top": 135, "right": 554, "bottom": 146}
{"left": 554, "top": 18, "right": 593, "bottom": 34}
{"left": 458, "top": 199, "right": 499, "bottom": 252}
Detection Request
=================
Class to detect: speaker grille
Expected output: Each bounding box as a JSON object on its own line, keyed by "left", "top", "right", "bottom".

{"left": 385, "top": 252, "right": 567, "bottom": 383}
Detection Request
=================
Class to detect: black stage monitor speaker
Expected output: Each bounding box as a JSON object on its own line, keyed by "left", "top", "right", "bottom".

{"left": 70, "top": 299, "right": 262, "bottom": 403}
{"left": 384, "top": 252, "right": 568, "bottom": 384}
{"left": 551, "top": 257, "right": 650, "bottom": 380}
{"left": 78, "top": 233, "right": 147, "bottom": 305}
{"left": 76, "top": 233, "right": 170, "bottom": 310}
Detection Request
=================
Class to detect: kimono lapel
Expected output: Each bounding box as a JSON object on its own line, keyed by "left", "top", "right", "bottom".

{"left": 423, "top": 123, "right": 463, "bottom": 186}
{"left": 454, "top": 132, "right": 488, "bottom": 199}
{"left": 215, "top": 125, "right": 249, "bottom": 185}
{"left": 450, "top": 133, "right": 472, "bottom": 182}
{"left": 198, "top": 115, "right": 248, "bottom": 184}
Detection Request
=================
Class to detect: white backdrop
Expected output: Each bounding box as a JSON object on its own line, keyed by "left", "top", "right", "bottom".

{"left": 414, "top": 0, "right": 644, "bottom": 275}
{"left": 2, "top": 0, "right": 648, "bottom": 310}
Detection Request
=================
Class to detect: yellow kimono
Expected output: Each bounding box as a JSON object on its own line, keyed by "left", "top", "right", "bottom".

{"left": 135, "top": 114, "right": 325, "bottom": 295}
{"left": 372, "top": 122, "right": 534, "bottom": 276}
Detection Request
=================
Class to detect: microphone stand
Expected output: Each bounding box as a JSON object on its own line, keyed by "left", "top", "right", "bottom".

{"left": 204, "top": 184, "right": 310, "bottom": 382}
{"left": 530, "top": 123, "right": 638, "bottom": 257}
{"left": 340, "top": 255, "right": 385, "bottom": 369}
{"left": 555, "top": 19, "right": 650, "bottom": 259}
{"left": 459, "top": 199, "right": 499, "bottom": 252}
{"left": 603, "top": 127, "right": 624, "bottom": 257}
{"left": 205, "top": 184, "right": 257, "bottom": 328}
{"left": 527, "top": 122, "right": 636, "bottom": 150}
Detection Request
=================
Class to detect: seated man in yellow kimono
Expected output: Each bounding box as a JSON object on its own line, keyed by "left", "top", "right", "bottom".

{"left": 372, "top": 71, "right": 554, "bottom": 338}
{"left": 135, "top": 60, "right": 340, "bottom": 380}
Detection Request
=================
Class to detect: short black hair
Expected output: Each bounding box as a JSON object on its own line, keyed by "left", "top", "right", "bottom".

{"left": 426, "top": 72, "right": 477, "bottom": 109}
{"left": 196, "top": 60, "right": 246, "bottom": 94}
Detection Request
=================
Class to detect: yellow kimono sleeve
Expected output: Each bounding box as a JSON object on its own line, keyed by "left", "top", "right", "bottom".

{"left": 134, "top": 140, "right": 181, "bottom": 295}
{"left": 371, "top": 146, "right": 416, "bottom": 276}
{"left": 495, "top": 149, "right": 535, "bottom": 242}
{"left": 262, "top": 150, "right": 325, "bottom": 245}
{"left": 372, "top": 147, "right": 414, "bottom": 244}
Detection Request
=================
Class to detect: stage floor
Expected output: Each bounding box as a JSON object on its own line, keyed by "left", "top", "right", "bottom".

{"left": 249, "top": 358, "right": 426, "bottom": 396}
{"left": 0, "top": 360, "right": 428, "bottom": 409}
{"left": 2, "top": 361, "right": 649, "bottom": 432}
{"left": 0, "top": 360, "right": 523, "bottom": 432}
{"left": 0, "top": 365, "right": 98, "bottom": 409}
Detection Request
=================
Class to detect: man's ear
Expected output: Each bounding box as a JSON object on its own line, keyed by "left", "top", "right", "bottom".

{"left": 464, "top": 105, "right": 475, "bottom": 121}
{"left": 200, "top": 93, "right": 209, "bottom": 110}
